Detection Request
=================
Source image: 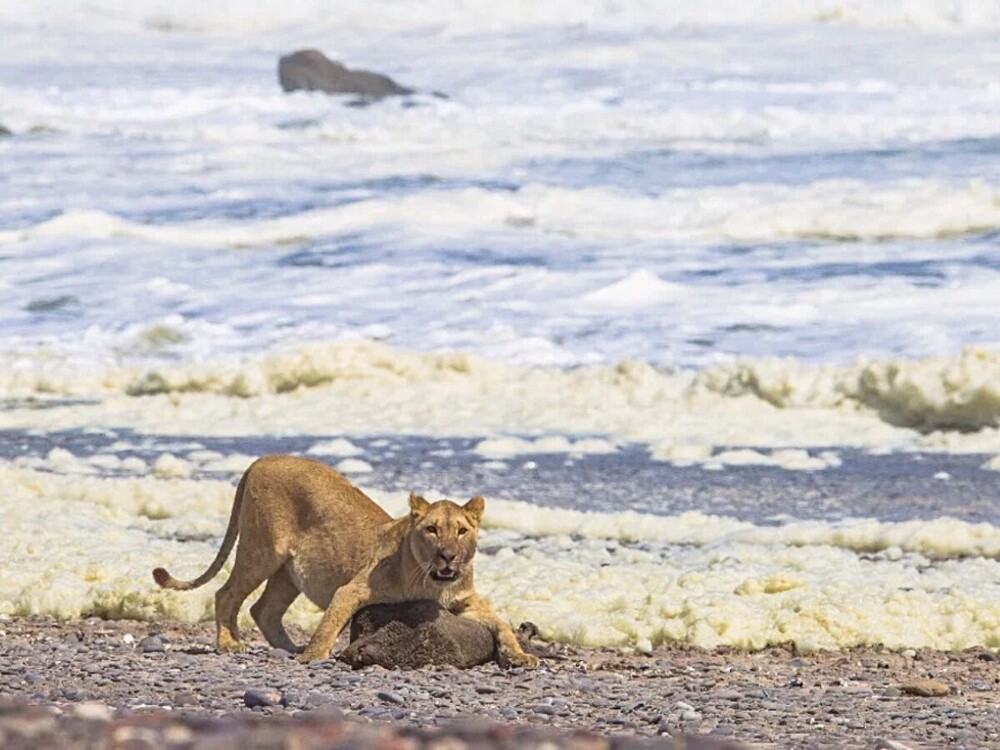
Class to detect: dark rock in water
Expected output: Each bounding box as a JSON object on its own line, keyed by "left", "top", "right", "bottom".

{"left": 341, "top": 600, "right": 495, "bottom": 670}
{"left": 278, "top": 49, "right": 413, "bottom": 97}
{"left": 0, "top": 124, "right": 12, "bottom": 137}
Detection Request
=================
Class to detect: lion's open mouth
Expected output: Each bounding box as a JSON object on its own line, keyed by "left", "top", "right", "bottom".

{"left": 430, "top": 568, "right": 459, "bottom": 582}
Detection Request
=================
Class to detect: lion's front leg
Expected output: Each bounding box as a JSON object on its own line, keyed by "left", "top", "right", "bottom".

{"left": 298, "top": 578, "right": 371, "bottom": 663}
{"left": 453, "top": 593, "right": 540, "bottom": 668}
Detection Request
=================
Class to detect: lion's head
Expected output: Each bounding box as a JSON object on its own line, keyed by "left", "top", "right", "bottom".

{"left": 407, "top": 492, "right": 485, "bottom": 584}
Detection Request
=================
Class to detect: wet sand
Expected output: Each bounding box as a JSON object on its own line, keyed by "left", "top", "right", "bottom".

{"left": 5, "top": 429, "right": 999, "bottom": 524}
{"left": 0, "top": 615, "right": 997, "bottom": 749}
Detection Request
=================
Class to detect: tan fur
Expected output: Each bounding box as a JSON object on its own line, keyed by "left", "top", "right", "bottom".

{"left": 152, "top": 455, "right": 538, "bottom": 667}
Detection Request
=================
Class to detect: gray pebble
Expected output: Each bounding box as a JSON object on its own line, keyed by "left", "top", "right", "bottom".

{"left": 713, "top": 690, "right": 742, "bottom": 701}
{"left": 532, "top": 704, "right": 558, "bottom": 715}
{"left": 243, "top": 688, "right": 283, "bottom": 708}
{"left": 303, "top": 690, "right": 334, "bottom": 708}
{"left": 377, "top": 690, "right": 405, "bottom": 705}
{"left": 138, "top": 636, "right": 166, "bottom": 653}
{"left": 306, "top": 703, "right": 345, "bottom": 720}
{"left": 656, "top": 716, "right": 678, "bottom": 734}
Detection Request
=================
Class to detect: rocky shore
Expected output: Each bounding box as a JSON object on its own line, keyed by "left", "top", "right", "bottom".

{"left": 1, "top": 616, "right": 997, "bottom": 749}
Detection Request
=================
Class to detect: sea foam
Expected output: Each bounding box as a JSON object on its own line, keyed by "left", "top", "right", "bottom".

{"left": 2, "top": 461, "right": 998, "bottom": 652}
{"left": 3, "top": 342, "right": 1000, "bottom": 458}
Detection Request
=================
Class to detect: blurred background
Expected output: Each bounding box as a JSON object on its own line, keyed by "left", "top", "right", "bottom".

{"left": 3, "top": 0, "right": 1000, "bottom": 377}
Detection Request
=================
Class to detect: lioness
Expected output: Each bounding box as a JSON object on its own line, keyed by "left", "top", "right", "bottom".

{"left": 151, "top": 455, "right": 538, "bottom": 667}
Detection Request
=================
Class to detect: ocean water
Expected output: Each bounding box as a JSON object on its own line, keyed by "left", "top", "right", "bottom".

{"left": 2, "top": 1, "right": 1000, "bottom": 652}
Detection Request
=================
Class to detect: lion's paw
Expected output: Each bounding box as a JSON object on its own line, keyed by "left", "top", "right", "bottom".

{"left": 500, "top": 648, "right": 540, "bottom": 669}
{"left": 296, "top": 649, "right": 327, "bottom": 664}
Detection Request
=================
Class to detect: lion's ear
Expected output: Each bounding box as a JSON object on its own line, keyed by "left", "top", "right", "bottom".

{"left": 463, "top": 495, "right": 485, "bottom": 525}
{"left": 409, "top": 492, "right": 430, "bottom": 520}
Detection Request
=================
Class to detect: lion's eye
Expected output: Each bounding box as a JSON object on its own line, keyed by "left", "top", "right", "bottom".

{"left": 425, "top": 525, "right": 438, "bottom": 535}
{"left": 457, "top": 527, "right": 468, "bottom": 536}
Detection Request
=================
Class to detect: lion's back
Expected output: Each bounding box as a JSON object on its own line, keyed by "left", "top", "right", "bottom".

{"left": 241, "top": 454, "right": 391, "bottom": 539}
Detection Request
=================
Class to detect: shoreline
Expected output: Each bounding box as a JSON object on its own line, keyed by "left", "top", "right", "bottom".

{"left": 3, "top": 439, "right": 1000, "bottom": 655}
{"left": 1, "top": 616, "right": 996, "bottom": 749}
{"left": 5, "top": 429, "right": 1000, "bottom": 525}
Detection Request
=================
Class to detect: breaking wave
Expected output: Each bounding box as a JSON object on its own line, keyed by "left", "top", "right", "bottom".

{"left": 4, "top": 180, "right": 1000, "bottom": 250}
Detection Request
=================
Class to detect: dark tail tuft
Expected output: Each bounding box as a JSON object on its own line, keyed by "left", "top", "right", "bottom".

{"left": 152, "top": 567, "right": 171, "bottom": 588}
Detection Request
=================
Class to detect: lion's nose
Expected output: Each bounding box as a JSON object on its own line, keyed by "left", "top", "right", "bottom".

{"left": 438, "top": 549, "right": 457, "bottom": 565}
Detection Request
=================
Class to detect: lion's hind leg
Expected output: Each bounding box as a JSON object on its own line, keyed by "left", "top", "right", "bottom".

{"left": 250, "top": 565, "right": 302, "bottom": 653}
{"left": 214, "top": 550, "right": 289, "bottom": 654}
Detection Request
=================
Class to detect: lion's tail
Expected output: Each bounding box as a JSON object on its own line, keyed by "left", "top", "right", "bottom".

{"left": 152, "top": 468, "right": 249, "bottom": 591}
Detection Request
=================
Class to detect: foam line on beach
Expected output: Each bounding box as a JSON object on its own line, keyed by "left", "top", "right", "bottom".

{"left": 2, "top": 463, "right": 999, "bottom": 652}
{"left": 4, "top": 342, "right": 1000, "bottom": 457}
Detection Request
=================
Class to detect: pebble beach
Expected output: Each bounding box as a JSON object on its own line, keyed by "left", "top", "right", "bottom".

{"left": 1, "top": 616, "right": 998, "bottom": 749}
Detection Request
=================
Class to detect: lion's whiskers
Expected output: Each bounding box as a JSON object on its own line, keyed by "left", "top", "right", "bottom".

{"left": 405, "top": 558, "right": 427, "bottom": 591}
